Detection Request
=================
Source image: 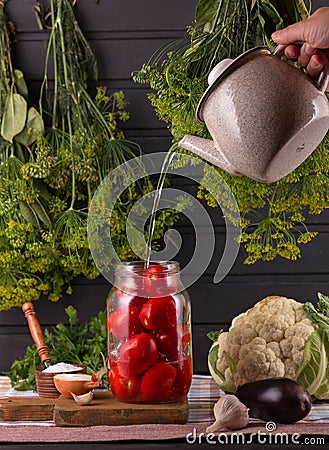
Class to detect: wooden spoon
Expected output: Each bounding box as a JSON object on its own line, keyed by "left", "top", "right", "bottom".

{"left": 22, "top": 302, "right": 51, "bottom": 369}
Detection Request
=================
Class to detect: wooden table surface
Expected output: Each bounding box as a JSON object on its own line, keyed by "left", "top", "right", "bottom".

{"left": 1, "top": 375, "right": 329, "bottom": 449}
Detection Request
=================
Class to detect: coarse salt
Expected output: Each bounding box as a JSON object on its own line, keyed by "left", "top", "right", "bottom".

{"left": 43, "top": 362, "right": 82, "bottom": 373}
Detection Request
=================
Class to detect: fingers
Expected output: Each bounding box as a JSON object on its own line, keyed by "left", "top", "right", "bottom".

{"left": 272, "top": 22, "right": 306, "bottom": 45}
{"left": 284, "top": 45, "right": 300, "bottom": 61}
{"left": 297, "top": 43, "right": 317, "bottom": 68}
{"left": 271, "top": 7, "right": 329, "bottom": 91}
{"left": 306, "top": 53, "right": 324, "bottom": 79}
{"left": 280, "top": 44, "right": 324, "bottom": 82}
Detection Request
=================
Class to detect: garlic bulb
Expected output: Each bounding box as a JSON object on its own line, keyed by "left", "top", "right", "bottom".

{"left": 70, "top": 390, "right": 94, "bottom": 406}
{"left": 206, "top": 395, "right": 249, "bottom": 433}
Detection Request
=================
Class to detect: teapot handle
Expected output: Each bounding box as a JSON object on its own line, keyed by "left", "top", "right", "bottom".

{"left": 273, "top": 44, "right": 329, "bottom": 93}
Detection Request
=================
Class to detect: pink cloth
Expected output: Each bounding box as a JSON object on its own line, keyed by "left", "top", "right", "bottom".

{"left": 0, "top": 422, "right": 328, "bottom": 442}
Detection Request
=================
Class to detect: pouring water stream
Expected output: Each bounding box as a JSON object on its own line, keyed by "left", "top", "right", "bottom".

{"left": 144, "top": 148, "right": 177, "bottom": 268}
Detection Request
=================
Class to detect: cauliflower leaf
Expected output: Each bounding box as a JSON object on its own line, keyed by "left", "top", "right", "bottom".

{"left": 295, "top": 328, "right": 329, "bottom": 399}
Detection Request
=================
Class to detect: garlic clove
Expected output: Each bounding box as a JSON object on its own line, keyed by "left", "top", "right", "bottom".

{"left": 70, "top": 390, "right": 94, "bottom": 406}
{"left": 206, "top": 394, "right": 249, "bottom": 433}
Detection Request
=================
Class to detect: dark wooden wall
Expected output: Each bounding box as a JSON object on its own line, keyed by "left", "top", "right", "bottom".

{"left": 1, "top": 0, "right": 329, "bottom": 376}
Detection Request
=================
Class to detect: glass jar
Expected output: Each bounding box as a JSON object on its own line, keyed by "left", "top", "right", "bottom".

{"left": 107, "top": 261, "right": 192, "bottom": 403}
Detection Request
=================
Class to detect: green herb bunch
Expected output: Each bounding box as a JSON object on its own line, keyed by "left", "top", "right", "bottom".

{"left": 5, "top": 305, "right": 107, "bottom": 390}
{"left": 0, "top": 0, "right": 176, "bottom": 310}
{"left": 134, "top": 0, "right": 329, "bottom": 264}
{"left": 0, "top": 0, "right": 47, "bottom": 308}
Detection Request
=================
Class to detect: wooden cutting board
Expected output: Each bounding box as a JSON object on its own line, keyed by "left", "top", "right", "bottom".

{"left": 0, "top": 391, "right": 188, "bottom": 426}
{"left": 0, "top": 396, "right": 55, "bottom": 421}
{"left": 54, "top": 391, "right": 188, "bottom": 426}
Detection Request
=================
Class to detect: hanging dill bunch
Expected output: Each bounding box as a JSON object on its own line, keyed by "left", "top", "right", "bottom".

{"left": 0, "top": 0, "right": 177, "bottom": 310}
{"left": 134, "top": 0, "right": 329, "bottom": 264}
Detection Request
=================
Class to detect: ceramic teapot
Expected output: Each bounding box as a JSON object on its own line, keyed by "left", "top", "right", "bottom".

{"left": 178, "top": 45, "right": 329, "bottom": 183}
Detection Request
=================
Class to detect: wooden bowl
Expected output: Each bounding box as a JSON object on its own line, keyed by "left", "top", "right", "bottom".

{"left": 35, "top": 365, "right": 86, "bottom": 398}
{"left": 53, "top": 373, "right": 101, "bottom": 398}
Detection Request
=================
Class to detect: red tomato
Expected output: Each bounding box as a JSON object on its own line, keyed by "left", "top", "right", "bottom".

{"left": 118, "top": 332, "right": 158, "bottom": 375}
{"left": 108, "top": 366, "right": 140, "bottom": 401}
{"left": 144, "top": 264, "right": 179, "bottom": 297}
{"left": 140, "top": 296, "right": 176, "bottom": 331}
{"left": 117, "top": 294, "right": 147, "bottom": 309}
{"left": 171, "top": 356, "right": 192, "bottom": 396}
{"left": 155, "top": 325, "right": 178, "bottom": 361}
{"left": 108, "top": 305, "right": 144, "bottom": 342}
{"left": 141, "top": 362, "right": 177, "bottom": 401}
{"left": 129, "top": 296, "right": 148, "bottom": 308}
{"left": 155, "top": 323, "right": 191, "bottom": 360}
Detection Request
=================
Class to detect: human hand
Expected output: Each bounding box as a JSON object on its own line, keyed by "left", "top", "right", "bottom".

{"left": 271, "top": 7, "right": 329, "bottom": 91}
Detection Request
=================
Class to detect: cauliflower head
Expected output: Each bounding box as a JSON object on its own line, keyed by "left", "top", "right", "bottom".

{"left": 211, "top": 296, "right": 317, "bottom": 392}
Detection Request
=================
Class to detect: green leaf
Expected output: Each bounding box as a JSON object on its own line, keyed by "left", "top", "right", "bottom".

{"left": 32, "top": 179, "right": 52, "bottom": 202}
{"left": 207, "top": 341, "right": 225, "bottom": 385}
{"left": 317, "top": 292, "right": 329, "bottom": 315}
{"left": 66, "top": 305, "right": 78, "bottom": 327}
{"left": 33, "top": 4, "right": 44, "bottom": 30}
{"left": 283, "top": 0, "right": 309, "bottom": 23}
{"left": 195, "top": 0, "right": 221, "bottom": 27}
{"left": 1, "top": 93, "right": 27, "bottom": 143}
{"left": 18, "top": 200, "right": 40, "bottom": 229}
{"left": 31, "top": 199, "right": 52, "bottom": 229}
{"left": 295, "top": 329, "right": 329, "bottom": 399}
{"left": 261, "top": 0, "right": 283, "bottom": 26}
{"left": 304, "top": 301, "right": 329, "bottom": 338}
{"left": 207, "top": 330, "right": 223, "bottom": 342}
{"left": 14, "top": 70, "right": 29, "bottom": 100}
{"left": 15, "top": 107, "right": 44, "bottom": 147}
{"left": 295, "top": 0, "right": 310, "bottom": 20}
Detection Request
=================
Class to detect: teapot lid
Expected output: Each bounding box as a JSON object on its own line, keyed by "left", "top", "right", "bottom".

{"left": 197, "top": 46, "right": 271, "bottom": 123}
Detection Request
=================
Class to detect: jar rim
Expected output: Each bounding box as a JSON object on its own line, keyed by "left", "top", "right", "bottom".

{"left": 115, "top": 260, "right": 180, "bottom": 276}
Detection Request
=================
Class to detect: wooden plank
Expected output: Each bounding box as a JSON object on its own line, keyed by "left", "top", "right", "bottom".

{"left": 0, "top": 311, "right": 325, "bottom": 374}
{"left": 0, "top": 273, "right": 328, "bottom": 327}
{"left": 2, "top": 271, "right": 329, "bottom": 324}
{"left": 172, "top": 229, "right": 329, "bottom": 276}
{"left": 0, "top": 283, "right": 109, "bottom": 327}
{"left": 189, "top": 278, "right": 326, "bottom": 322}
{"left": 0, "top": 333, "right": 33, "bottom": 374}
{"left": 0, "top": 396, "right": 55, "bottom": 421}
{"left": 11, "top": 37, "right": 180, "bottom": 81}
{"left": 6, "top": 0, "right": 198, "bottom": 33}
{"left": 53, "top": 391, "right": 188, "bottom": 426}
{"left": 17, "top": 81, "right": 168, "bottom": 131}
{"left": 6, "top": 0, "right": 322, "bottom": 34}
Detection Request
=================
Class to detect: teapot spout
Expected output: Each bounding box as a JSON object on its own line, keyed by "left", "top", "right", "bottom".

{"left": 178, "top": 135, "right": 240, "bottom": 175}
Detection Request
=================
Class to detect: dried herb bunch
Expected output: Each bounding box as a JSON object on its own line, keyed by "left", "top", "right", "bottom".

{"left": 134, "top": 0, "right": 329, "bottom": 264}
{"left": 0, "top": 0, "right": 176, "bottom": 310}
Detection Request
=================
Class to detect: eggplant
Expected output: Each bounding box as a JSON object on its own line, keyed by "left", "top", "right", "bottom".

{"left": 236, "top": 378, "right": 311, "bottom": 424}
